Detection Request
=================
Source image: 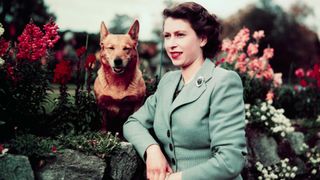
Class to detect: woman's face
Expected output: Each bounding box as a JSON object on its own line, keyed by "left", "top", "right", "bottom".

{"left": 163, "top": 17, "right": 207, "bottom": 68}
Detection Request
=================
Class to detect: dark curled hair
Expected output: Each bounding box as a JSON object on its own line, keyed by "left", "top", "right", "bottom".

{"left": 163, "top": 2, "right": 222, "bottom": 59}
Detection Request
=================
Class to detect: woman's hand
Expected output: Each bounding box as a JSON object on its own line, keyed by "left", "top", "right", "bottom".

{"left": 167, "top": 172, "right": 182, "bottom": 180}
{"left": 146, "top": 144, "right": 173, "bottom": 180}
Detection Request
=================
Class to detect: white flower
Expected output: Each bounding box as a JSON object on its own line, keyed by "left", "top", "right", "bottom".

{"left": 0, "top": 148, "right": 9, "bottom": 157}
{"left": 246, "top": 112, "right": 251, "bottom": 117}
{"left": 261, "top": 115, "right": 267, "bottom": 121}
{"left": 290, "top": 173, "right": 296, "bottom": 178}
{"left": 311, "top": 169, "right": 317, "bottom": 174}
{"left": 262, "top": 168, "right": 268, "bottom": 175}
{"left": 0, "top": 57, "right": 4, "bottom": 67}
{"left": 245, "top": 104, "right": 250, "bottom": 109}
{"left": 0, "top": 23, "right": 4, "bottom": 37}
{"left": 261, "top": 105, "right": 267, "bottom": 112}
{"left": 292, "top": 166, "right": 298, "bottom": 171}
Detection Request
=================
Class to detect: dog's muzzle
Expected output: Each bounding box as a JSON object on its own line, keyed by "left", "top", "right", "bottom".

{"left": 112, "top": 58, "right": 125, "bottom": 74}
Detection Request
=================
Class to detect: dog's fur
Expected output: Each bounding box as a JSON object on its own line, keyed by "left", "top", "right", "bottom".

{"left": 94, "top": 20, "right": 146, "bottom": 134}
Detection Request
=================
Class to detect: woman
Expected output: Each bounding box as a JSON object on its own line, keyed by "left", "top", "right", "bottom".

{"left": 123, "top": 2, "right": 247, "bottom": 180}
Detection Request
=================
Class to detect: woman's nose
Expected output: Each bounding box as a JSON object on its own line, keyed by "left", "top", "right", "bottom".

{"left": 166, "top": 38, "right": 178, "bottom": 49}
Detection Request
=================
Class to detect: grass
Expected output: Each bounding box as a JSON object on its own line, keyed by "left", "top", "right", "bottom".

{"left": 43, "top": 84, "right": 94, "bottom": 113}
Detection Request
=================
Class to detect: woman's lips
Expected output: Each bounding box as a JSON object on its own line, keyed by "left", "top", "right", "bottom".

{"left": 170, "top": 52, "right": 182, "bottom": 59}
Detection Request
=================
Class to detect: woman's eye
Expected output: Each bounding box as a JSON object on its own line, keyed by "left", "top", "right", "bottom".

{"left": 177, "top": 33, "right": 185, "bottom": 37}
{"left": 123, "top": 47, "right": 131, "bottom": 51}
{"left": 107, "top": 47, "right": 114, "bottom": 50}
{"left": 163, "top": 34, "right": 170, "bottom": 38}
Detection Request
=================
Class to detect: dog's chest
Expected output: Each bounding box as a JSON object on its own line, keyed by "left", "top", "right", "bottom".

{"left": 98, "top": 94, "right": 139, "bottom": 110}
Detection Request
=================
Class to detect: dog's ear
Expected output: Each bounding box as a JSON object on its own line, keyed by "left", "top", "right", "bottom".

{"left": 100, "top": 21, "right": 109, "bottom": 42}
{"left": 128, "top": 19, "right": 139, "bottom": 42}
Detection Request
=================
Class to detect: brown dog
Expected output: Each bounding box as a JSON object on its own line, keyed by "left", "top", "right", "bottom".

{"left": 94, "top": 20, "right": 146, "bottom": 134}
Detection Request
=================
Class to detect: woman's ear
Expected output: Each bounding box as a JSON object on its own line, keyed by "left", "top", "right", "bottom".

{"left": 200, "top": 36, "right": 207, "bottom": 47}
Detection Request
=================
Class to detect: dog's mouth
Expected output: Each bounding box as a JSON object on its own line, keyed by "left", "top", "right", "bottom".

{"left": 113, "top": 67, "right": 125, "bottom": 74}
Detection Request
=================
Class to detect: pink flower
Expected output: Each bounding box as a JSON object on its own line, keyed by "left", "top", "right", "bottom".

{"left": 273, "top": 73, "right": 283, "bottom": 87}
{"left": 238, "top": 53, "right": 247, "bottom": 62}
{"left": 235, "top": 61, "right": 247, "bottom": 73}
{"left": 295, "top": 68, "right": 305, "bottom": 78}
{"left": 247, "top": 43, "right": 259, "bottom": 56}
{"left": 262, "top": 67, "right": 274, "bottom": 81}
{"left": 248, "top": 70, "right": 255, "bottom": 78}
{"left": 221, "top": 39, "right": 232, "bottom": 51}
{"left": 306, "top": 70, "right": 314, "bottom": 78}
{"left": 262, "top": 48, "right": 274, "bottom": 60}
{"left": 253, "top": 30, "right": 265, "bottom": 41}
{"left": 266, "top": 90, "right": 274, "bottom": 102}
{"left": 233, "top": 28, "right": 250, "bottom": 50}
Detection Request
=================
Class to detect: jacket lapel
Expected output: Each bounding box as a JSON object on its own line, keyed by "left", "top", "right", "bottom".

{"left": 169, "top": 59, "right": 215, "bottom": 116}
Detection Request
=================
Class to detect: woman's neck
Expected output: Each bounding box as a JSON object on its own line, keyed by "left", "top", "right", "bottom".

{"left": 181, "top": 57, "right": 205, "bottom": 84}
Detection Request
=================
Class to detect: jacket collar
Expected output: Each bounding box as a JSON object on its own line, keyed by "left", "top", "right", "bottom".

{"left": 167, "top": 59, "right": 215, "bottom": 118}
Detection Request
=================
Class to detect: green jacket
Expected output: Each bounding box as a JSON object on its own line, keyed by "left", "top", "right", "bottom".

{"left": 123, "top": 59, "right": 247, "bottom": 180}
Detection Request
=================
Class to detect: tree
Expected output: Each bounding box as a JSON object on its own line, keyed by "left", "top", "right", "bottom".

{"left": 0, "top": 0, "right": 55, "bottom": 40}
{"left": 222, "top": 0, "right": 320, "bottom": 82}
{"left": 108, "top": 14, "right": 133, "bottom": 34}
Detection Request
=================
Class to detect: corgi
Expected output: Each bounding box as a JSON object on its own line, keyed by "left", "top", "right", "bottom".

{"left": 94, "top": 20, "right": 146, "bottom": 135}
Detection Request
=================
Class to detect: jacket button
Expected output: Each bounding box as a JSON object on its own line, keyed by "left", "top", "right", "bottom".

{"left": 169, "top": 143, "right": 173, "bottom": 151}
{"left": 167, "top": 130, "right": 170, "bottom": 137}
{"left": 172, "top": 158, "right": 176, "bottom": 165}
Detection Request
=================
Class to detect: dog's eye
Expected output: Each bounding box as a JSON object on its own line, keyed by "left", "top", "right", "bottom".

{"left": 123, "top": 47, "right": 131, "bottom": 51}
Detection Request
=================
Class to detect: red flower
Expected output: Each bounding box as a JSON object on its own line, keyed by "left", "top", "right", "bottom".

{"left": 6, "top": 64, "right": 15, "bottom": 81}
{"left": 85, "top": 54, "right": 96, "bottom": 69}
{"left": 313, "top": 64, "right": 320, "bottom": 79}
{"left": 51, "top": 145, "right": 57, "bottom": 153}
{"left": 53, "top": 60, "right": 72, "bottom": 85}
{"left": 0, "top": 38, "right": 10, "bottom": 57}
{"left": 16, "top": 21, "right": 60, "bottom": 62}
{"left": 76, "top": 46, "right": 86, "bottom": 57}
{"left": 306, "top": 70, "right": 314, "bottom": 78}
{"left": 17, "top": 22, "right": 46, "bottom": 61}
{"left": 43, "top": 20, "right": 60, "bottom": 48}
{"left": 295, "top": 68, "right": 305, "bottom": 78}
{"left": 215, "top": 58, "right": 225, "bottom": 66}
{"left": 0, "top": 144, "right": 3, "bottom": 153}
{"left": 299, "top": 79, "right": 308, "bottom": 87}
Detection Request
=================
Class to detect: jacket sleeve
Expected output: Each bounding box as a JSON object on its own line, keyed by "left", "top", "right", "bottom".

{"left": 182, "top": 70, "right": 247, "bottom": 180}
{"left": 123, "top": 73, "right": 169, "bottom": 160}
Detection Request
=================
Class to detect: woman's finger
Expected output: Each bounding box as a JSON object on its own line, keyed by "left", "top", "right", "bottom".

{"left": 166, "top": 164, "right": 173, "bottom": 173}
{"left": 159, "top": 171, "right": 166, "bottom": 180}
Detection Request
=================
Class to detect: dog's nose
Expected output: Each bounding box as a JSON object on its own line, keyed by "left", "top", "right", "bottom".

{"left": 114, "top": 58, "right": 123, "bottom": 66}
